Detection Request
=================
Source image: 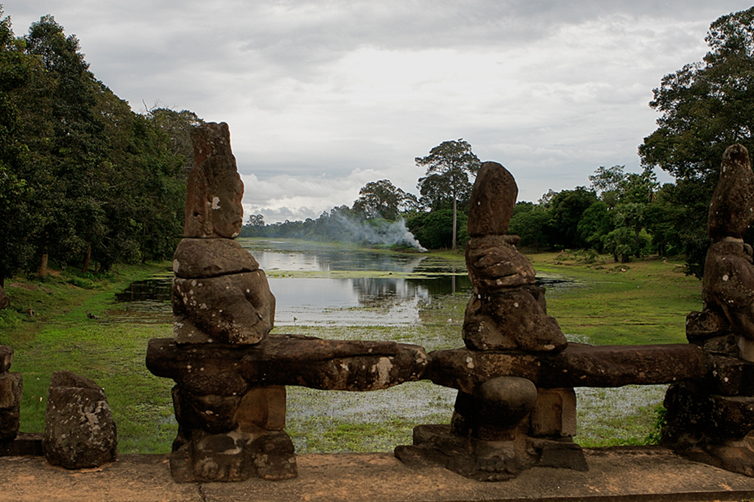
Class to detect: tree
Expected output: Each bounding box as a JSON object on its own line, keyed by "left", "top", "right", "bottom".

{"left": 406, "top": 209, "right": 469, "bottom": 250}
{"left": 546, "top": 187, "right": 598, "bottom": 249}
{"left": 352, "top": 179, "right": 416, "bottom": 220}
{"left": 639, "top": 6, "right": 754, "bottom": 276}
{"left": 416, "top": 139, "right": 480, "bottom": 250}
{"left": 508, "top": 202, "right": 552, "bottom": 250}
{"left": 0, "top": 8, "right": 37, "bottom": 287}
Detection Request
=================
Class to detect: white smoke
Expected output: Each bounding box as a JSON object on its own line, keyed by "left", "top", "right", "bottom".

{"left": 331, "top": 213, "right": 427, "bottom": 252}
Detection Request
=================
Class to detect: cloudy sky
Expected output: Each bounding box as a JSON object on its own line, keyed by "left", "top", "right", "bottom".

{"left": 4, "top": 1, "right": 753, "bottom": 222}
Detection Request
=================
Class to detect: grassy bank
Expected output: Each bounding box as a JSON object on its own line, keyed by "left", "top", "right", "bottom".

{"left": 0, "top": 263, "right": 176, "bottom": 453}
{"left": 0, "top": 247, "right": 703, "bottom": 454}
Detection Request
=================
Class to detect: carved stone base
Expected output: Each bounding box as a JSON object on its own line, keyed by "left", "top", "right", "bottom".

{"left": 394, "top": 424, "right": 587, "bottom": 482}
{"left": 671, "top": 433, "right": 754, "bottom": 478}
{"left": 170, "top": 427, "right": 297, "bottom": 483}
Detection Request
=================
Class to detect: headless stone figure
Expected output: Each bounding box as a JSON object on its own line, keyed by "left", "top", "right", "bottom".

{"left": 463, "top": 162, "right": 567, "bottom": 353}
{"left": 703, "top": 144, "right": 754, "bottom": 361}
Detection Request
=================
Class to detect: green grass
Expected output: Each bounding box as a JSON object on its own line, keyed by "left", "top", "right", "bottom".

{"left": 0, "top": 262, "right": 176, "bottom": 454}
{"left": 529, "top": 251, "right": 701, "bottom": 346}
{"left": 0, "top": 246, "right": 704, "bottom": 454}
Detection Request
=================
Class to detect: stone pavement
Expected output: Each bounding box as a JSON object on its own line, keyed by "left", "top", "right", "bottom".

{"left": 2, "top": 447, "right": 754, "bottom": 501}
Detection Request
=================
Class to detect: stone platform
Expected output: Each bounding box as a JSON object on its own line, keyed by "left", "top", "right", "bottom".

{"left": 2, "top": 448, "right": 754, "bottom": 502}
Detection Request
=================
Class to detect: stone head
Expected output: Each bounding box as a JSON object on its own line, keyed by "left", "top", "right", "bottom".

{"left": 185, "top": 122, "right": 244, "bottom": 239}
{"left": 708, "top": 144, "right": 754, "bottom": 241}
{"left": 467, "top": 162, "right": 518, "bottom": 237}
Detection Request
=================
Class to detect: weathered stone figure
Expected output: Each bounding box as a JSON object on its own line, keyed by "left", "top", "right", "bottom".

{"left": 166, "top": 122, "right": 293, "bottom": 482}
{"left": 702, "top": 144, "right": 754, "bottom": 361}
{"left": 172, "top": 122, "right": 275, "bottom": 345}
{"left": 665, "top": 143, "right": 754, "bottom": 477}
{"left": 463, "top": 162, "right": 567, "bottom": 353}
{"left": 396, "top": 162, "right": 583, "bottom": 480}
{"left": 0, "top": 346, "right": 21, "bottom": 443}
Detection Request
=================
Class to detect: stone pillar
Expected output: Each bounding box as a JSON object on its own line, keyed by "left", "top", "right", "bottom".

{"left": 666, "top": 144, "right": 754, "bottom": 476}
{"left": 158, "top": 122, "right": 294, "bottom": 483}
{"left": 0, "top": 346, "right": 21, "bottom": 442}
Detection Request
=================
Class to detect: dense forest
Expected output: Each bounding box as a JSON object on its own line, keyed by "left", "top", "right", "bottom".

{"left": 0, "top": 9, "right": 200, "bottom": 286}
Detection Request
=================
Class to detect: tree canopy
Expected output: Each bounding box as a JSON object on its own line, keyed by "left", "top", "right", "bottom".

{"left": 415, "top": 139, "right": 480, "bottom": 250}
{"left": 0, "top": 10, "right": 201, "bottom": 287}
{"left": 639, "top": 6, "right": 754, "bottom": 276}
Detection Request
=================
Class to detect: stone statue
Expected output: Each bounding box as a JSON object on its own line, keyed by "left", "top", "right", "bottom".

{"left": 172, "top": 122, "right": 275, "bottom": 345}
{"left": 702, "top": 144, "right": 754, "bottom": 361}
{"left": 463, "top": 161, "right": 567, "bottom": 352}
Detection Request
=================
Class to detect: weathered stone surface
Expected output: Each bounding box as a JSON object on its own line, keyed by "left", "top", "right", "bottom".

{"left": 184, "top": 122, "right": 244, "bottom": 239}
{"left": 462, "top": 295, "right": 517, "bottom": 351}
{"left": 395, "top": 424, "right": 587, "bottom": 481}
{"left": 147, "top": 335, "right": 429, "bottom": 392}
{"left": 529, "top": 388, "right": 577, "bottom": 438}
{"left": 0, "top": 432, "right": 43, "bottom": 456}
{"left": 467, "top": 162, "right": 518, "bottom": 237}
{"left": 451, "top": 377, "right": 537, "bottom": 440}
{"left": 0, "top": 372, "right": 22, "bottom": 409}
{"left": 173, "top": 271, "right": 275, "bottom": 345}
{"left": 708, "top": 144, "right": 754, "bottom": 241}
{"left": 0, "top": 285, "right": 8, "bottom": 310}
{"left": 706, "top": 354, "right": 754, "bottom": 396}
{"left": 0, "top": 407, "right": 19, "bottom": 442}
{"left": 428, "top": 343, "right": 708, "bottom": 395}
{"left": 0, "top": 345, "right": 13, "bottom": 373}
{"left": 475, "top": 377, "right": 537, "bottom": 425}
{"left": 465, "top": 236, "right": 536, "bottom": 292}
{"left": 173, "top": 238, "right": 259, "bottom": 279}
{"left": 486, "top": 289, "right": 566, "bottom": 352}
{"left": 237, "top": 386, "right": 286, "bottom": 432}
{"left": 170, "top": 428, "right": 297, "bottom": 483}
{"left": 43, "top": 371, "right": 117, "bottom": 469}
{"left": 703, "top": 240, "right": 754, "bottom": 310}
{"left": 686, "top": 310, "right": 731, "bottom": 341}
{"left": 664, "top": 382, "right": 754, "bottom": 440}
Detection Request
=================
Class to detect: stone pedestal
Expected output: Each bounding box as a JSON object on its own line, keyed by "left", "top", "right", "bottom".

{"left": 0, "top": 346, "right": 21, "bottom": 443}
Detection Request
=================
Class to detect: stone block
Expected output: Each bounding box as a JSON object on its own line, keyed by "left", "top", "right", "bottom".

{"left": 665, "top": 382, "right": 754, "bottom": 440}
{"left": 0, "top": 407, "right": 20, "bottom": 442}
{"left": 0, "top": 345, "right": 12, "bottom": 373}
{"left": 173, "top": 238, "right": 258, "bottom": 279}
{"left": 707, "top": 354, "right": 754, "bottom": 396}
{"left": 43, "top": 371, "right": 117, "bottom": 469}
{"left": 169, "top": 428, "right": 297, "bottom": 483}
{"left": 465, "top": 236, "right": 536, "bottom": 291}
{"left": 462, "top": 295, "right": 517, "bottom": 351}
{"left": 184, "top": 122, "right": 244, "bottom": 239}
{"left": 237, "top": 386, "right": 286, "bottom": 432}
{"left": 173, "top": 271, "right": 275, "bottom": 345}
{"left": 467, "top": 162, "right": 517, "bottom": 237}
{"left": 529, "top": 388, "right": 577, "bottom": 438}
{"left": 0, "top": 372, "right": 22, "bottom": 409}
{"left": 686, "top": 310, "right": 730, "bottom": 342}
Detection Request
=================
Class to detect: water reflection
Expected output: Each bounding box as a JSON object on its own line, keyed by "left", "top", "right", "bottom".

{"left": 269, "top": 275, "right": 472, "bottom": 326}
{"left": 250, "top": 248, "right": 427, "bottom": 273}
{"left": 113, "top": 241, "right": 571, "bottom": 326}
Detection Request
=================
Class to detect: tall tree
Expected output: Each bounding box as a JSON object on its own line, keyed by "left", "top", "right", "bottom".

{"left": 416, "top": 139, "right": 480, "bottom": 250}
{"left": 0, "top": 7, "right": 36, "bottom": 286}
{"left": 352, "top": 179, "right": 416, "bottom": 220}
{"left": 22, "top": 15, "right": 105, "bottom": 276}
{"left": 639, "top": 6, "right": 754, "bottom": 276}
